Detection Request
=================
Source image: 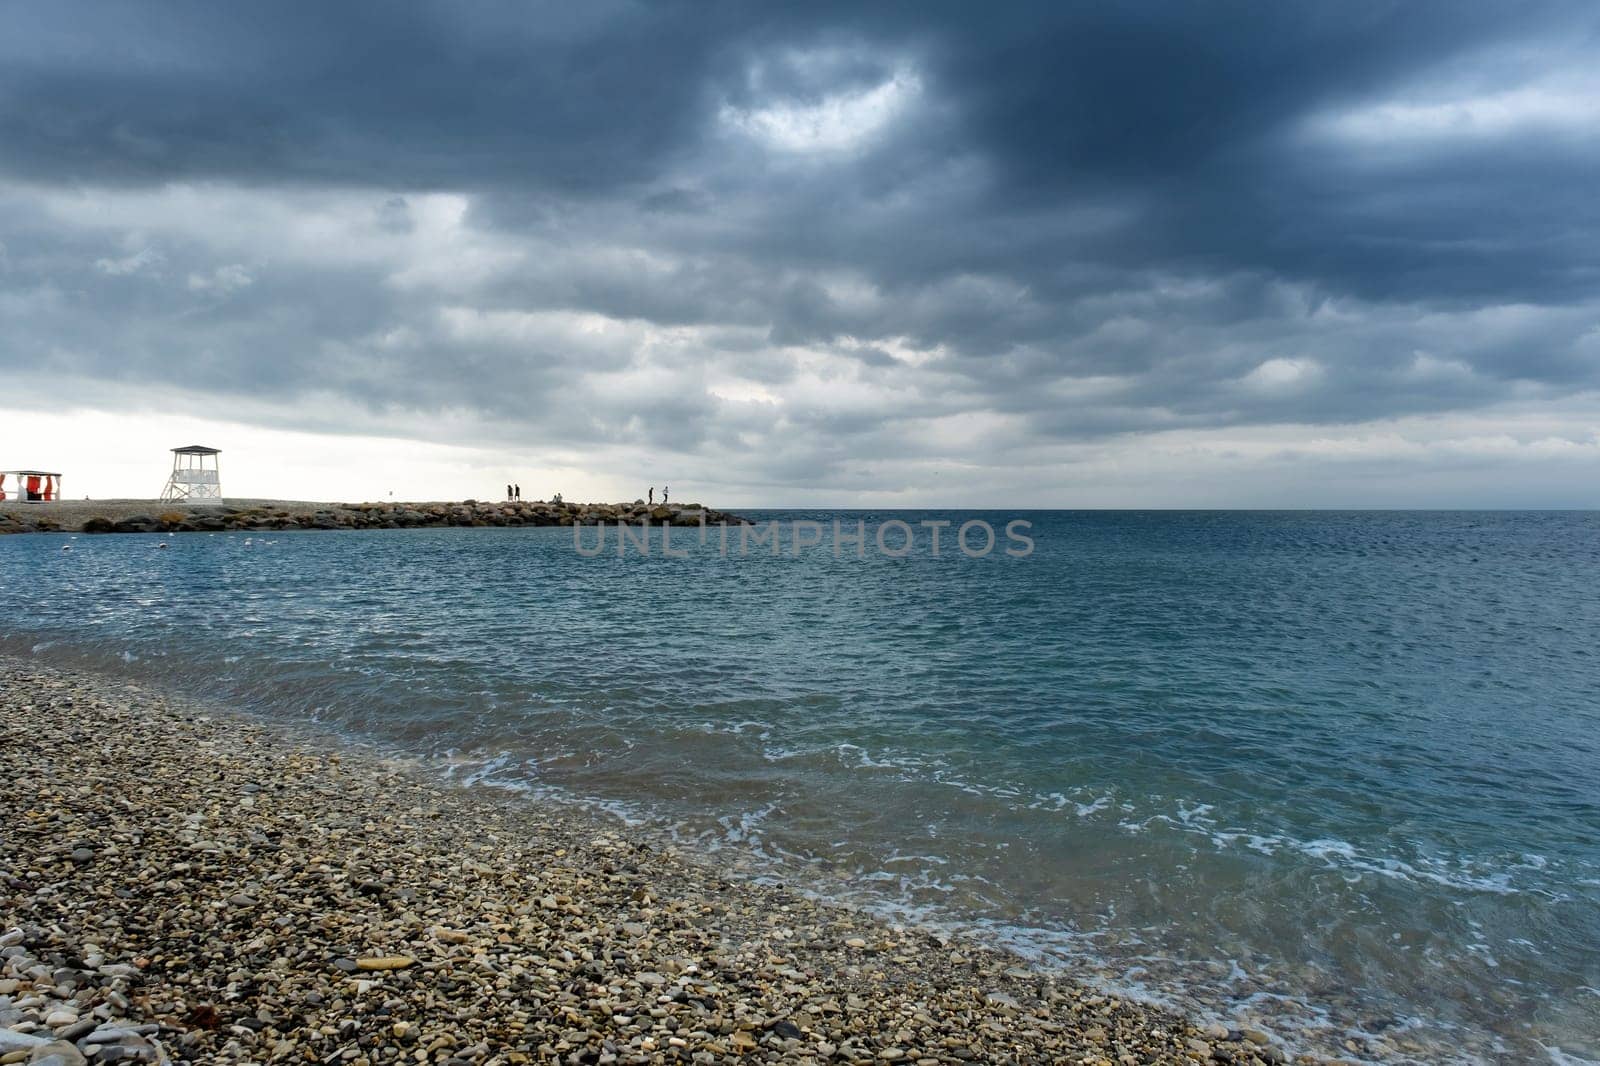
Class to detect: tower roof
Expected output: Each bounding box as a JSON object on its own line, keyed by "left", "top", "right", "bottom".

{"left": 172, "top": 444, "right": 221, "bottom": 455}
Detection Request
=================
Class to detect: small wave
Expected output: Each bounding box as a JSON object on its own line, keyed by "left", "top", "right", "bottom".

{"left": 1120, "top": 798, "right": 1558, "bottom": 897}
{"left": 1029, "top": 790, "right": 1116, "bottom": 818}
{"left": 716, "top": 801, "right": 781, "bottom": 844}
{"left": 700, "top": 718, "right": 774, "bottom": 738}
{"left": 438, "top": 750, "right": 536, "bottom": 793}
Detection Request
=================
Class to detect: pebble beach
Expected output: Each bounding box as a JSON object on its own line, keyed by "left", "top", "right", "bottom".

{"left": 0, "top": 658, "right": 1304, "bottom": 1066}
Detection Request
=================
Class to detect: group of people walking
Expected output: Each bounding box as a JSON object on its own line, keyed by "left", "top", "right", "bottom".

{"left": 502, "top": 484, "right": 668, "bottom": 504}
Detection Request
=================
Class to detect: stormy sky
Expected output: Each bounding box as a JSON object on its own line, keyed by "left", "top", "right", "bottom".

{"left": 3, "top": 1, "right": 1599, "bottom": 505}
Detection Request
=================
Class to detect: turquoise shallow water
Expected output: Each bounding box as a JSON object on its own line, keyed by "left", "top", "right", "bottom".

{"left": 3, "top": 511, "right": 1598, "bottom": 1062}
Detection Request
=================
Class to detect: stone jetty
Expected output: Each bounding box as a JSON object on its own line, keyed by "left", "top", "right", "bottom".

{"left": 0, "top": 500, "right": 740, "bottom": 536}
{"left": 0, "top": 659, "right": 1306, "bottom": 1066}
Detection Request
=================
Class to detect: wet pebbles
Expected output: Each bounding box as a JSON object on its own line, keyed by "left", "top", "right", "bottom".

{"left": 1, "top": 659, "right": 1316, "bottom": 1064}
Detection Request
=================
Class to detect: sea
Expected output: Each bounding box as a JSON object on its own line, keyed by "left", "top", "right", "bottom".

{"left": 2, "top": 510, "right": 1597, "bottom": 1063}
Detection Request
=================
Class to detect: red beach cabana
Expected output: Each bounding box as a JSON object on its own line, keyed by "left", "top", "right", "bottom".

{"left": 0, "top": 470, "right": 63, "bottom": 503}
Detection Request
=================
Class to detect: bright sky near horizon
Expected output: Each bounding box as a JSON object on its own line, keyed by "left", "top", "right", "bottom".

{"left": 9, "top": 403, "right": 1600, "bottom": 509}
{"left": 4, "top": 3, "right": 1600, "bottom": 507}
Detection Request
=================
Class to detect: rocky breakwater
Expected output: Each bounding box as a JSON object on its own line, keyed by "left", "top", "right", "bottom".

{"left": 0, "top": 500, "right": 740, "bottom": 536}
{"left": 0, "top": 659, "right": 1310, "bottom": 1066}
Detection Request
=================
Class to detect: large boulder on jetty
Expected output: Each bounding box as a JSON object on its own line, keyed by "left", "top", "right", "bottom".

{"left": 80, "top": 516, "right": 114, "bottom": 534}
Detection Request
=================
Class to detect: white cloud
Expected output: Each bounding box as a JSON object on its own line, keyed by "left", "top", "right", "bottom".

{"left": 1241, "top": 357, "right": 1324, "bottom": 393}
{"left": 436, "top": 306, "right": 667, "bottom": 370}
{"left": 94, "top": 246, "right": 163, "bottom": 276}
{"left": 37, "top": 185, "right": 523, "bottom": 289}
{"left": 1310, "top": 78, "right": 1600, "bottom": 146}
{"left": 1404, "top": 351, "right": 1476, "bottom": 383}
{"left": 721, "top": 67, "right": 921, "bottom": 153}
{"left": 187, "top": 263, "right": 254, "bottom": 294}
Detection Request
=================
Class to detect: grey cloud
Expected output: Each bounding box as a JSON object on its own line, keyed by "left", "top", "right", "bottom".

{"left": 2, "top": 1, "right": 1598, "bottom": 499}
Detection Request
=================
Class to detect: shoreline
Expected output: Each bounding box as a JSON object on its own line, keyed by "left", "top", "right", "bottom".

{"left": 0, "top": 657, "right": 1304, "bottom": 1066}
{"left": 0, "top": 499, "right": 739, "bottom": 536}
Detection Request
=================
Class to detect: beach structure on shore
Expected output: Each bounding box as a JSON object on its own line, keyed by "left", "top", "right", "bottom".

{"left": 0, "top": 469, "right": 62, "bottom": 503}
{"left": 159, "top": 444, "right": 222, "bottom": 503}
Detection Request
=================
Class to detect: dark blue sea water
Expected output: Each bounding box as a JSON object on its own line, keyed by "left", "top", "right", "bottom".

{"left": 3, "top": 511, "right": 1598, "bottom": 1062}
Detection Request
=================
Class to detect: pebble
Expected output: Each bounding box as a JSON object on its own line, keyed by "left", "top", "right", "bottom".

{"left": 353, "top": 956, "right": 414, "bottom": 971}
{"left": 48, "top": 1024, "right": 91, "bottom": 1045}
{"left": 22, "top": 1043, "right": 85, "bottom": 1066}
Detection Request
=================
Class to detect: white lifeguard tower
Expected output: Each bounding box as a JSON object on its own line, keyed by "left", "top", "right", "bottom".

{"left": 160, "top": 445, "right": 223, "bottom": 503}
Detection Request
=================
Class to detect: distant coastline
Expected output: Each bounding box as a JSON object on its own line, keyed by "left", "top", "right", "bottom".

{"left": 0, "top": 498, "right": 740, "bottom": 535}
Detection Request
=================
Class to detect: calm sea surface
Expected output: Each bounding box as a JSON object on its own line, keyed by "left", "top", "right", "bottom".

{"left": 3, "top": 511, "right": 1598, "bottom": 1062}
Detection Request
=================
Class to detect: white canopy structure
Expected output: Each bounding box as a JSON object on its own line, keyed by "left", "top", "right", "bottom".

{"left": 0, "top": 470, "right": 62, "bottom": 503}
{"left": 160, "top": 445, "right": 223, "bottom": 503}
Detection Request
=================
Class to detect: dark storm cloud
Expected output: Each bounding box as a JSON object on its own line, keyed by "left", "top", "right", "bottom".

{"left": 2, "top": 0, "right": 1598, "bottom": 494}
{"left": 0, "top": 0, "right": 718, "bottom": 191}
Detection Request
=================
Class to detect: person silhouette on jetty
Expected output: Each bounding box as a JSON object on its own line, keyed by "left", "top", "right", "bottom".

{"left": 663, "top": 485, "right": 669, "bottom": 504}
{"left": 514, "top": 483, "right": 521, "bottom": 500}
{"left": 506, "top": 483, "right": 513, "bottom": 501}
{"left": 648, "top": 487, "right": 654, "bottom": 505}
